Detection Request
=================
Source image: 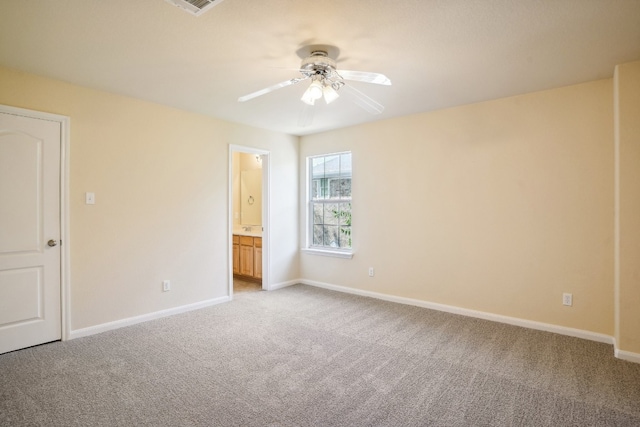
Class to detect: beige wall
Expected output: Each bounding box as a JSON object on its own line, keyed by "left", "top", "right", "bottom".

{"left": 0, "top": 66, "right": 299, "bottom": 330}
{"left": 3, "top": 62, "right": 636, "bottom": 352}
{"left": 615, "top": 60, "right": 640, "bottom": 354}
{"left": 300, "top": 79, "right": 614, "bottom": 335}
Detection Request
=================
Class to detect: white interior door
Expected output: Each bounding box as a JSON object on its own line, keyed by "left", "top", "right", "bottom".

{"left": 0, "top": 110, "right": 61, "bottom": 354}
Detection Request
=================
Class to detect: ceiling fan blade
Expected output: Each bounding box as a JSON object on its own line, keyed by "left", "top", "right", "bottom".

{"left": 338, "top": 70, "right": 391, "bottom": 86}
{"left": 238, "top": 76, "right": 308, "bottom": 102}
{"left": 298, "top": 104, "right": 315, "bottom": 127}
{"left": 342, "top": 84, "right": 385, "bottom": 115}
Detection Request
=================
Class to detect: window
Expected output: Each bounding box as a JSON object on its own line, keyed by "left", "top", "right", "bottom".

{"left": 308, "top": 152, "right": 352, "bottom": 253}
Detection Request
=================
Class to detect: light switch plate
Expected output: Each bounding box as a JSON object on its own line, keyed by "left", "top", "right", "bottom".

{"left": 85, "top": 192, "right": 95, "bottom": 205}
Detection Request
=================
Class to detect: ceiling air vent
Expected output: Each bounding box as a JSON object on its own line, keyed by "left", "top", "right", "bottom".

{"left": 165, "top": 0, "right": 225, "bottom": 16}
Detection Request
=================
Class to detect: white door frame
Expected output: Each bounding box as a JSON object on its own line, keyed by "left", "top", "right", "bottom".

{"left": 0, "top": 104, "right": 71, "bottom": 342}
{"left": 228, "top": 144, "right": 270, "bottom": 297}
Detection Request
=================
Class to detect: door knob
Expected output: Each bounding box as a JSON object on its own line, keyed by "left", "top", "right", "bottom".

{"left": 47, "top": 239, "right": 58, "bottom": 247}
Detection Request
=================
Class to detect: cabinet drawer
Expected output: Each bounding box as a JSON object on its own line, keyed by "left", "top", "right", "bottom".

{"left": 232, "top": 235, "right": 239, "bottom": 244}
{"left": 254, "top": 237, "right": 262, "bottom": 248}
{"left": 240, "top": 236, "right": 254, "bottom": 246}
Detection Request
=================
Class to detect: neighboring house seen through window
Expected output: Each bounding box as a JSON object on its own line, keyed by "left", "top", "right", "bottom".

{"left": 309, "top": 152, "right": 352, "bottom": 251}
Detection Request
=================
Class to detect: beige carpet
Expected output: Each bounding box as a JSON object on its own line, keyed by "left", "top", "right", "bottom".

{"left": 1, "top": 284, "right": 639, "bottom": 426}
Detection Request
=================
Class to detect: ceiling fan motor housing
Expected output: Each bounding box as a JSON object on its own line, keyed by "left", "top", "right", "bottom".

{"left": 300, "top": 51, "right": 337, "bottom": 74}
{"left": 299, "top": 50, "right": 345, "bottom": 91}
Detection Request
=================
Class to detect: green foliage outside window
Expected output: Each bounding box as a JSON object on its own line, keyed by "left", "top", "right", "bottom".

{"left": 332, "top": 204, "right": 351, "bottom": 247}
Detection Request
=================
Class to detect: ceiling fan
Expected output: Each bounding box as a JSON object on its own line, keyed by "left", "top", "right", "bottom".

{"left": 237, "top": 45, "right": 391, "bottom": 125}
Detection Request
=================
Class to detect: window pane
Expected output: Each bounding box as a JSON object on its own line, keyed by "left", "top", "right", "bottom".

{"left": 313, "top": 178, "right": 329, "bottom": 200}
{"left": 337, "top": 203, "right": 351, "bottom": 227}
{"left": 323, "top": 225, "right": 340, "bottom": 247}
{"left": 340, "top": 153, "right": 352, "bottom": 177}
{"left": 330, "top": 178, "right": 351, "bottom": 198}
{"left": 329, "top": 179, "right": 339, "bottom": 198}
{"left": 324, "top": 155, "right": 340, "bottom": 177}
{"left": 324, "top": 203, "right": 339, "bottom": 225}
{"left": 312, "top": 203, "right": 324, "bottom": 225}
{"left": 313, "top": 225, "right": 323, "bottom": 246}
{"left": 311, "top": 157, "right": 325, "bottom": 179}
{"left": 339, "top": 226, "right": 351, "bottom": 248}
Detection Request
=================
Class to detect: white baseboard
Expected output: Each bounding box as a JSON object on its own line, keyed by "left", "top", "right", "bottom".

{"left": 68, "top": 296, "right": 231, "bottom": 340}
{"left": 614, "top": 343, "right": 640, "bottom": 364}
{"left": 300, "top": 279, "right": 615, "bottom": 345}
{"left": 67, "top": 280, "right": 640, "bottom": 365}
{"left": 269, "top": 279, "right": 299, "bottom": 291}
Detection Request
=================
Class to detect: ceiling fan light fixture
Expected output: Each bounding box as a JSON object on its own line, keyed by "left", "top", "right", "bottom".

{"left": 301, "top": 78, "right": 324, "bottom": 105}
{"left": 300, "top": 91, "right": 316, "bottom": 105}
{"left": 323, "top": 84, "right": 340, "bottom": 104}
{"left": 309, "top": 79, "right": 324, "bottom": 99}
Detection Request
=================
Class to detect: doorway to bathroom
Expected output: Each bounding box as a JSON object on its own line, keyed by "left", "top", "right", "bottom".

{"left": 228, "top": 145, "right": 269, "bottom": 297}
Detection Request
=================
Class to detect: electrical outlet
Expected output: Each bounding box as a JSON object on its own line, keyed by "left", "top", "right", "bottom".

{"left": 368, "top": 267, "right": 374, "bottom": 277}
{"left": 163, "top": 280, "right": 171, "bottom": 292}
{"left": 562, "top": 293, "right": 572, "bottom": 306}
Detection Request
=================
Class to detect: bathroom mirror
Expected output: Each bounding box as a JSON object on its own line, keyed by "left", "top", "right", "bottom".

{"left": 240, "top": 169, "right": 262, "bottom": 226}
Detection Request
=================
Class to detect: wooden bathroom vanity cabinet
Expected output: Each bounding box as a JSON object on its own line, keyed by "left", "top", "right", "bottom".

{"left": 233, "top": 235, "right": 262, "bottom": 282}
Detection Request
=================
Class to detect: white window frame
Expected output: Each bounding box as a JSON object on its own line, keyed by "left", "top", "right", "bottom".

{"left": 302, "top": 151, "right": 353, "bottom": 259}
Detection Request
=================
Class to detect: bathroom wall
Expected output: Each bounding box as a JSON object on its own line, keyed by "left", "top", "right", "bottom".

{"left": 232, "top": 152, "right": 263, "bottom": 227}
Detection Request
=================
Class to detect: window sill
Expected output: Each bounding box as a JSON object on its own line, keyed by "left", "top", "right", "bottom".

{"left": 301, "top": 248, "right": 353, "bottom": 259}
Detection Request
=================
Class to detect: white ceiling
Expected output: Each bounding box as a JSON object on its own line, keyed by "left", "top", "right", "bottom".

{"left": 1, "top": 0, "right": 639, "bottom": 136}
